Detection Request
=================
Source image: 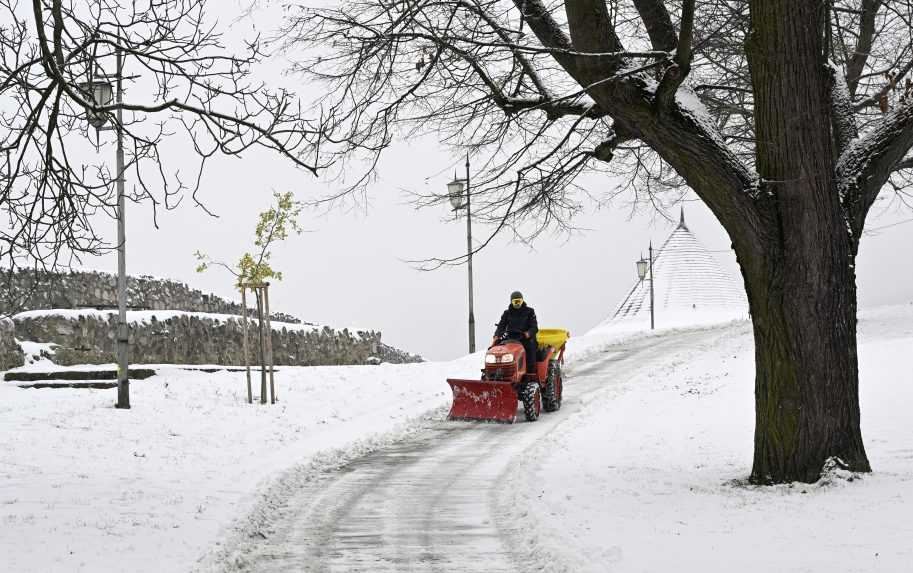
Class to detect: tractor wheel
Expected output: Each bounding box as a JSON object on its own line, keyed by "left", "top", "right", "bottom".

{"left": 556, "top": 364, "right": 563, "bottom": 402}
{"left": 543, "top": 361, "right": 563, "bottom": 412}
{"left": 520, "top": 382, "right": 541, "bottom": 422}
{"left": 555, "top": 363, "right": 563, "bottom": 403}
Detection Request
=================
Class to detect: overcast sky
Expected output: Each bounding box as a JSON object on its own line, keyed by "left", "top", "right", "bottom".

{"left": 82, "top": 2, "right": 913, "bottom": 361}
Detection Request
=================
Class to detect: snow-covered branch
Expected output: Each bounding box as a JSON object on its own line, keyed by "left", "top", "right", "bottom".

{"left": 838, "top": 99, "right": 913, "bottom": 239}
{"left": 828, "top": 62, "right": 859, "bottom": 154}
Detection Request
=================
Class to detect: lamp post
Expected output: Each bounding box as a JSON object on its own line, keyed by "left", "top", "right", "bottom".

{"left": 80, "top": 46, "right": 130, "bottom": 408}
{"left": 447, "top": 154, "right": 476, "bottom": 353}
{"left": 636, "top": 242, "right": 655, "bottom": 330}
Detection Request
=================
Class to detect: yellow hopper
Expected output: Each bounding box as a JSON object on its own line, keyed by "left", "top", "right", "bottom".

{"left": 537, "top": 328, "right": 570, "bottom": 350}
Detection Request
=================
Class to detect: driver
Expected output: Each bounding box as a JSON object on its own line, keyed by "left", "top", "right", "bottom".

{"left": 492, "top": 291, "right": 539, "bottom": 378}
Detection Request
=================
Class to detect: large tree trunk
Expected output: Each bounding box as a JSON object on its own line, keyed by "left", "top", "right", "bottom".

{"left": 741, "top": 0, "right": 871, "bottom": 483}
{"left": 740, "top": 244, "right": 870, "bottom": 484}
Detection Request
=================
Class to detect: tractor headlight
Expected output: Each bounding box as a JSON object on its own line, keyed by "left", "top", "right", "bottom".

{"left": 485, "top": 354, "right": 498, "bottom": 364}
{"left": 499, "top": 353, "right": 514, "bottom": 363}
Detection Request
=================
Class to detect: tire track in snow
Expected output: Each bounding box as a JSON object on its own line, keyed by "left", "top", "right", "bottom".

{"left": 223, "top": 327, "right": 733, "bottom": 572}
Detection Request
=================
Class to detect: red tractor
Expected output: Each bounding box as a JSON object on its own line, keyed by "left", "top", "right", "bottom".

{"left": 446, "top": 328, "right": 569, "bottom": 423}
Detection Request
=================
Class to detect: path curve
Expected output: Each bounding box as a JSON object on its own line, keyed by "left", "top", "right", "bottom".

{"left": 240, "top": 329, "right": 718, "bottom": 572}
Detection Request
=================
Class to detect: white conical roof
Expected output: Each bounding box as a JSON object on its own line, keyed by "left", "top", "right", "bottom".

{"left": 597, "top": 210, "right": 748, "bottom": 330}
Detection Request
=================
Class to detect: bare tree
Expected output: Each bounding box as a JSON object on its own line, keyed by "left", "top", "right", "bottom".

{"left": 0, "top": 0, "right": 316, "bottom": 275}
{"left": 282, "top": 0, "right": 913, "bottom": 483}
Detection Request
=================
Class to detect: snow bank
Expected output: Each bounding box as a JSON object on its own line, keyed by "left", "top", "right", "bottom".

{"left": 508, "top": 303, "right": 913, "bottom": 572}
{"left": 575, "top": 310, "right": 748, "bottom": 367}
{"left": 0, "top": 352, "right": 484, "bottom": 572}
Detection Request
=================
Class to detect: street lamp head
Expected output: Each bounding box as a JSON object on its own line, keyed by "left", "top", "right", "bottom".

{"left": 78, "top": 79, "right": 114, "bottom": 129}
{"left": 636, "top": 256, "right": 648, "bottom": 280}
{"left": 447, "top": 174, "right": 466, "bottom": 209}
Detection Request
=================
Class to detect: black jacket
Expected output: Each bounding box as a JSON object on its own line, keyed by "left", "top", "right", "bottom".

{"left": 494, "top": 303, "right": 538, "bottom": 340}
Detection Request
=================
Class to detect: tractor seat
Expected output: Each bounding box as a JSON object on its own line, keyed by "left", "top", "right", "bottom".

{"left": 536, "top": 347, "right": 549, "bottom": 362}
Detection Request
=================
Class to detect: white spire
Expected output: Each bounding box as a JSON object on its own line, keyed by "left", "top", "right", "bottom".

{"left": 598, "top": 222, "right": 748, "bottom": 329}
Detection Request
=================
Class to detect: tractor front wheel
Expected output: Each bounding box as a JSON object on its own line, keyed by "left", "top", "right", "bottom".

{"left": 520, "top": 382, "right": 541, "bottom": 422}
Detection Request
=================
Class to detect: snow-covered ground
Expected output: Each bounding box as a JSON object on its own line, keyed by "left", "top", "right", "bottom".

{"left": 1, "top": 304, "right": 911, "bottom": 572}
{"left": 508, "top": 304, "right": 913, "bottom": 573}
{"left": 0, "top": 356, "right": 479, "bottom": 572}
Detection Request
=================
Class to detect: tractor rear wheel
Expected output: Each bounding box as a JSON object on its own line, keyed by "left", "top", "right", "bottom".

{"left": 520, "top": 382, "right": 541, "bottom": 421}
{"left": 543, "top": 361, "right": 563, "bottom": 412}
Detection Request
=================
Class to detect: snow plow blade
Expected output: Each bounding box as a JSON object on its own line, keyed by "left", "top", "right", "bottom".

{"left": 446, "top": 379, "right": 518, "bottom": 423}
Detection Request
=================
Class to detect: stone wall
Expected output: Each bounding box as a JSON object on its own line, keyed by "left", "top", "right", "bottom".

{"left": 375, "top": 342, "right": 424, "bottom": 365}
{"left": 13, "top": 312, "right": 421, "bottom": 366}
{"left": 0, "top": 270, "right": 424, "bottom": 367}
{"left": 1, "top": 269, "right": 301, "bottom": 324}
{"left": 0, "top": 318, "right": 24, "bottom": 370}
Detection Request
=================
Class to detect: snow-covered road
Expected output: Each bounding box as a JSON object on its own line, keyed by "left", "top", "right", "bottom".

{"left": 7, "top": 309, "right": 909, "bottom": 572}
{"left": 225, "top": 327, "right": 727, "bottom": 572}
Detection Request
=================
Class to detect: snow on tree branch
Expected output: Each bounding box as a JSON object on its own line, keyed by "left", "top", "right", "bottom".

{"left": 838, "top": 97, "right": 913, "bottom": 241}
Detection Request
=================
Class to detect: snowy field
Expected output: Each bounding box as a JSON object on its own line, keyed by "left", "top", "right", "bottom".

{"left": 0, "top": 357, "right": 479, "bottom": 572}
{"left": 509, "top": 304, "right": 913, "bottom": 573}
{"left": 1, "top": 305, "right": 911, "bottom": 572}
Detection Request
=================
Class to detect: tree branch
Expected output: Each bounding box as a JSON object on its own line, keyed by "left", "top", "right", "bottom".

{"left": 654, "top": 0, "right": 695, "bottom": 112}
{"left": 839, "top": 99, "right": 913, "bottom": 239}
{"left": 563, "top": 0, "right": 626, "bottom": 76}
{"left": 845, "top": 0, "right": 883, "bottom": 97}
{"left": 633, "top": 0, "right": 678, "bottom": 53}
{"left": 501, "top": 97, "right": 607, "bottom": 120}
{"left": 894, "top": 156, "right": 913, "bottom": 171}
{"left": 589, "top": 124, "right": 635, "bottom": 163}
{"left": 514, "top": 0, "right": 761, "bottom": 246}
{"left": 853, "top": 56, "right": 913, "bottom": 111}
{"left": 828, "top": 62, "right": 858, "bottom": 155}
{"left": 2, "top": 0, "right": 317, "bottom": 272}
